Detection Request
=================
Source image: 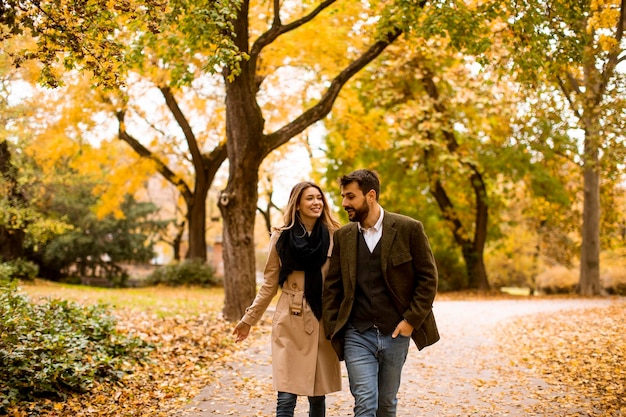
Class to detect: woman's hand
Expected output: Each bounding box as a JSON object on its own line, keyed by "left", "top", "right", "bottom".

{"left": 233, "top": 321, "right": 251, "bottom": 342}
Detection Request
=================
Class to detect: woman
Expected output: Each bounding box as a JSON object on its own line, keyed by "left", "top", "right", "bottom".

{"left": 233, "top": 181, "right": 342, "bottom": 417}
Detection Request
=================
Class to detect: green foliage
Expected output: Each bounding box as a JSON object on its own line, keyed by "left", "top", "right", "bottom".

{"left": 412, "top": 0, "right": 493, "bottom": 56}
{"left": 0, "top": 285, "right": 151, "bottom": 407}
{"left": 0, "top": 258, "right": 39, "bottom": 283}
{"left": 0, "top": 138, "right": 74, "bottom": 261}
{"left": 147, "top": 259, "right": 221, "bottom": 287}
{"left": 432, "top": 248, "right": 468, "bottom": 292}
{"left": 38, "top": 192, "right": 168, "bottom": 285}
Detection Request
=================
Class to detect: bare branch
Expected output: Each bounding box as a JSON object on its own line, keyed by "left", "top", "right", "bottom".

{"left": 159, "top": 86, "right": 204, "bottom": 173}
{"left": 556, "top": 75, "right": 583, "bottom": 120}
{"left": 264, "top": 27, "right": 403, "bottom": 154}
{"left": 249, "top": 0, "right": 337, "bottom": 77}
{"left": 251, "top": 0, "right": 336, "bottom": 59}
{"left": 115, "top": 110, "right": 193, "bottom": 202}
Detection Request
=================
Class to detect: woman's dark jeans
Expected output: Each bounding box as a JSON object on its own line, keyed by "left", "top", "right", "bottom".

{"left": 276, "top": 391, "right": 325, "bottom": 417}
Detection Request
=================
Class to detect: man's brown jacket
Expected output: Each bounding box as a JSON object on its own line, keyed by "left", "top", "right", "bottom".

{"left": 322, "top": 211, "right": 440, "bottom": 360}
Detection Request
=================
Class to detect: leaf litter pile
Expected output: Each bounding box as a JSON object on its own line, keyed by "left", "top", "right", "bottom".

{"left": 498, "top": 303, "right": 625, "bottom": 415}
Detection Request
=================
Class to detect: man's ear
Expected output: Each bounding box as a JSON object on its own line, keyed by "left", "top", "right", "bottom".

{"left": 367, "top": 189, "right": 377, "bottom": 202}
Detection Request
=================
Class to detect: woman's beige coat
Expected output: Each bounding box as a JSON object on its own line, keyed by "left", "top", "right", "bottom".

{"left": 241, "top": 231, "right": 341, "bottom": 397}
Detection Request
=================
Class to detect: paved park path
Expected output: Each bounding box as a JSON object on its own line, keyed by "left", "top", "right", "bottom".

{"left": 178, "top": 298, "right": 623, "bottom": 416}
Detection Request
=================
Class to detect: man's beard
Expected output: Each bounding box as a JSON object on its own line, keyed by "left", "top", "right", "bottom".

{"left": 347, "top": 203, "right": 369, "bottom": 223}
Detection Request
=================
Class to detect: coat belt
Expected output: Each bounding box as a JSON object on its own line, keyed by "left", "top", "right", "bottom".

{"left": 282, "top": 287, "right": 315, "bottom": 335}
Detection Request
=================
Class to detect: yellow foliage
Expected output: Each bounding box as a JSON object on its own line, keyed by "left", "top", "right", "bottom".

{"left": 587, "top": 0, "right": 621, "bottom": 32}
{"left": 598, "top": 34, "right": 619, "bottom": 52}
{"left": 92, "top": 143, "right": 157, "bottom": 219}
{"left": 254, "top": 1, "right": 369, "bottom": 79}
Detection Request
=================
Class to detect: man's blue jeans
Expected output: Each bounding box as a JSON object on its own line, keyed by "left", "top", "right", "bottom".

{"left": 276, "top": 391, "right": 325, "bottom": 417}
{"left": 344, "top": 324, "right": 410, "bottom": 417}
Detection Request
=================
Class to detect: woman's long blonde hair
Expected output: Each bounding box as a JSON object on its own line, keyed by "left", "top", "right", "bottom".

{"left": 277, "top": 181, "right": 341, "bottom": 232}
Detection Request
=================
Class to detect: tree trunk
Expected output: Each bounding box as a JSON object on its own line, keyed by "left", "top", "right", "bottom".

{"left": 0, "top": 228, "right": 25, "bottom": 261}
{"left": 219, "top": 0, "right": 264, "bottom": 321}
{"left": 0, "top": 140, "right": 26, "bottom": 261}
{"left": 462, "top": 245, "right": 490, "bottom": 291}
{"left": 430, "top": 177, "right": 490, "bottom": 291}
{"left": 172, "top": 220, "right": 185, "bottom": 261}
{"left": 186, "top": 186, "right": 208, "bottom": 260}
{"left": 218, "top": 167, "right": 260, "bottom": 321}
{"left": 577, "top": 132, "right": 602, "bottom": 295}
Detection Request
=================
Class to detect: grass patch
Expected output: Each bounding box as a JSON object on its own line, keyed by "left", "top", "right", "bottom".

{"left": 18, "top": 279, "right": 225, "bottom": 318}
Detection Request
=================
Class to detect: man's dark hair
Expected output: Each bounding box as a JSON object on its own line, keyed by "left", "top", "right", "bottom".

{"left": 340, "top": 169, "right": 380, "bottom": 200}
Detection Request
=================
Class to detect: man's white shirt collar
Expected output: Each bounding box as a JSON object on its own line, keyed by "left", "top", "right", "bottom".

{"left": 359, "top": 206, "right": 384, "bottom": 252}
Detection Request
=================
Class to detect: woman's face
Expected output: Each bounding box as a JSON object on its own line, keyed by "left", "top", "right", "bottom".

{"left": 297, "top": 186, "right": 324, "bottom": 223}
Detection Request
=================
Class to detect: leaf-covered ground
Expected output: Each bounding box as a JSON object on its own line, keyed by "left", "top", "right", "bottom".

{"left": 6, "top": 283, "right": 236, "bottom": 417}
{"left": 499, "top": 303, "right": 625, "bottom": 415}
{"left": 7, "top": 283, "right": 625, "bottom": 416}
{"left": 181, "top": 297, "right": 626, "bottom": 417}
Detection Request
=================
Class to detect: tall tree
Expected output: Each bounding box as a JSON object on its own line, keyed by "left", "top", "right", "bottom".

{"left": 502, "top": 0, "right": 626, "bottom": 295}
{"left": 322, "top": 1, "right": 528, "bottom": 291}
{"left": 0, "top": 53, "right": 74, "bottom": 261}
{"left": 215, "top": 0, "right": 426, "bottom": 319}
{"left": 1, "top": 0, "right": 241, "bottom": 261}
{"left": 2, "top": 0, "right": 426, "bottom": 319}
{"left": 323, "top": 38, "right": 518, "bottom": 291}
{"left": 108, "top": 84, "right": 227, "bottom": 261}
{"left": 0, "top": 58, "right": 26, "bottom": 261}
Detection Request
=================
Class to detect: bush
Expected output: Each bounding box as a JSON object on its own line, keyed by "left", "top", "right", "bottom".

{"left": 0, "top": 259, "right": 39, "bottom": 283}
{"left": 535, "top": 265, "right": 578, "bottom": 294}
{"left": 147, "top": 259, "right": 221, "bottom": 287}
{"left": 433, "top": 249, "right": 468, "bottom": 292}
{"left": 601, "top": 248, "right": 626, "bottom": 295}
{"left": 0, "top": 284, "right": 152, "bottom": 409}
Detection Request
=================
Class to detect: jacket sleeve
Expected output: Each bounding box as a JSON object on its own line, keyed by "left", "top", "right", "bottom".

{"left": 240, "top": 231, "right": 281, "bottom": 326}
{"left": 322, "top": 231, "right": 343, "bottom": 339}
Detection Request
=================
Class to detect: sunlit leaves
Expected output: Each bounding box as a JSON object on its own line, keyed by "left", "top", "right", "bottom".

{"left": 0, "top": 0, "right": 244, "bottom": 87}
{"left": 132, "top": 0, "right": 246, "bottom": 85}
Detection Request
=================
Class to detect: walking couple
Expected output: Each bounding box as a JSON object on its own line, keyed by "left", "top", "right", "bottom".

{"left": 233, "top": 169, "right": 440, "bottom": 417}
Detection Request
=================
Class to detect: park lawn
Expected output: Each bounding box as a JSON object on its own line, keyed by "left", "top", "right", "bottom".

{"left": 18, "top": 279, "right": 226, "bottom": 317}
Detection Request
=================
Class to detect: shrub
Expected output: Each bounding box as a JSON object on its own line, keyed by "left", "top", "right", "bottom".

{"left": 147, "top": 259, "right": 221, "bottom": 287}
{"left": 0, "top": 284, "right": 152, "bottom": 409}
{"left": 535, "top": 265, "right": 578, "bottom": 294}
{"left": 601, "top": 248, "right": 626, "bottom": 295}
{"left": 0, "top": 259, "right": 39, "bottom": 283}
{"left": 433, "top": 249, "right": 467, "bottom": 292}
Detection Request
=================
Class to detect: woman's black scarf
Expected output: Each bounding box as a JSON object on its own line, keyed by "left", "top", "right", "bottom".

{"left": 275, "top": 217, "right": 330, "bottom": 320}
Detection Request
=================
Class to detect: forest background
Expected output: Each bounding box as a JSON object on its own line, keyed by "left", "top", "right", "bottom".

{"left": 1, "top": 0, "right": 626, "bottom": 318}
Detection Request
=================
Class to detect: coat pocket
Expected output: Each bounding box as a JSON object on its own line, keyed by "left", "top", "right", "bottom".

{"left": 390, "top": 251, "right": 412, "bottom": 267}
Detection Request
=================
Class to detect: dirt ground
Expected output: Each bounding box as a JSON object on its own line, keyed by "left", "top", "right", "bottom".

{"left": 177, "top": 298, "right": 623, "bottom": 416}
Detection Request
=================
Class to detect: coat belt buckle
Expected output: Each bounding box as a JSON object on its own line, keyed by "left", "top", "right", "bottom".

{"left": 290, "top": 307, "right": 302, "bottom": 316}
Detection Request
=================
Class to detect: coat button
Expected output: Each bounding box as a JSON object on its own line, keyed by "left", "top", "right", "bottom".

{"left": 292, "top": 283, "right": 297, "bottom": 289}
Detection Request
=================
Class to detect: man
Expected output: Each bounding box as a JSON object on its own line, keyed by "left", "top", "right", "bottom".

{"left": 322, "top": 169, "right": 439, "bottom": 417}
